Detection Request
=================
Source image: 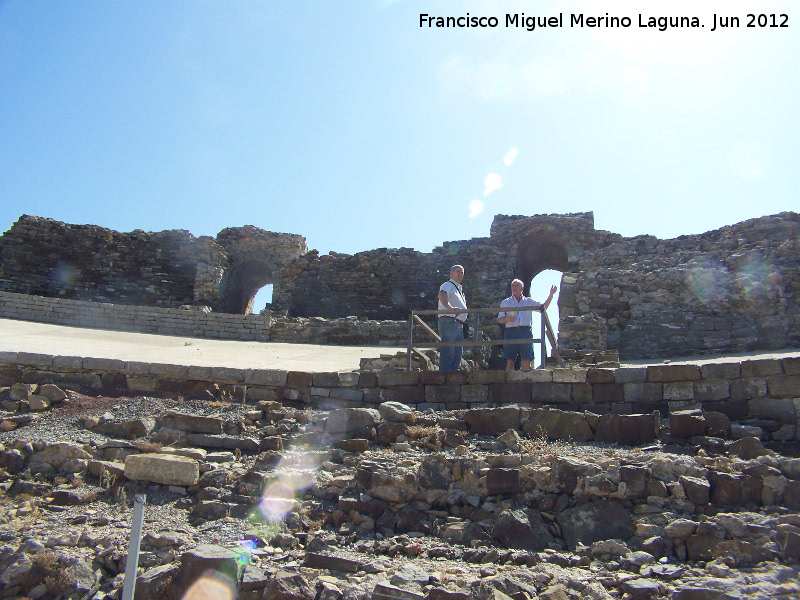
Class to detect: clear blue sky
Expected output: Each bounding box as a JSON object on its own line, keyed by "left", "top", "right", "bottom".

{"left": 2, "top": 0, "right": 797, "bottom": 256}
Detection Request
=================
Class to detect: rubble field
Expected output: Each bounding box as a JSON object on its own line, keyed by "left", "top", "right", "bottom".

{"left": 0, "top": 385, "right": 798, "bottom": 600}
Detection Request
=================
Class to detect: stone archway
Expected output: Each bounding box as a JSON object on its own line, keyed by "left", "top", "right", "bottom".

{"left": 219, "top": 260, "right": 273, "bottom": 314}
{"left": 214, "top": 225, "right": 308, "bottom": 315}
{"left": 515, "top": 230, "right": 569, "bottom": 296}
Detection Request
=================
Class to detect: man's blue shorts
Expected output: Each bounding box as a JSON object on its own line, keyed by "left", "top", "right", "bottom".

{"left": 503, "top": 327, "right": 534, "bottom": 361}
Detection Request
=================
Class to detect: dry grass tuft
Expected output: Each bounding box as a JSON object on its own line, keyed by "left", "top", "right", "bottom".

{"left": 519, "top": 426, "right": 567, "bottom": 461}
{"left": 135, "top": 440, "right": 163, "bottom": 454}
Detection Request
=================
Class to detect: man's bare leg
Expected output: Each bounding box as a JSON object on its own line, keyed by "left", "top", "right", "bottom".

{"left": 521, "top": 359, "right": 532, "bottom": 371}
{"left": 506, "top": 359, "right": 516, "bottom": 371}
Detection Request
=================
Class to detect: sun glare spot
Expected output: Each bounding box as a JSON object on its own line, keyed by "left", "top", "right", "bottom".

{"left": 258, "top": 480, "right": 297, "bottom": 521}
{"left": 181, "top": 572, "right": 236, "bottom": 600}
{"left": 469, "top": 199, "right": 484, "bottom": 218}
{"left": 483, "top": 173, "right": 502, "bottom": 196}
{"left": 503, "top": 148, "right": 519, "bottom": 166}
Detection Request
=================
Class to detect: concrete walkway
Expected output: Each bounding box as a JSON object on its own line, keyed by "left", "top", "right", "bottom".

{"left": 1, "top": 317, "right": 798, "bottom": 373}
{"left": 0, "top": 318, "right": 404, "bottom": 373}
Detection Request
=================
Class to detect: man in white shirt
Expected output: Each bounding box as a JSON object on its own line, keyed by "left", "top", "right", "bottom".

{"left": 498, "top": 279, "right": 557, "bottom": 371}
{"left": 437, "top": 264, "right": 467, "bottom": 371}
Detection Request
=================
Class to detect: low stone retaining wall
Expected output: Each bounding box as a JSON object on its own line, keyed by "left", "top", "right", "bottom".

{"left": 1, "top": 350, "right": 798, "bottom": 441}
{"left": 0, "top": 291, "right": 408, "bottom": 345}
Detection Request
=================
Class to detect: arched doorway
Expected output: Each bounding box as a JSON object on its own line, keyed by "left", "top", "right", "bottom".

{"left": 530, "top": 269, "right": 562, "bottom": 366}
{"left": 253, "top": 284, "right": 274, "bottom": 314}
{"left": 219, "top": 260, "right": 274, "bottom": 315}
{"left": 516, "top": 230, "right": 569, "bottom": 365}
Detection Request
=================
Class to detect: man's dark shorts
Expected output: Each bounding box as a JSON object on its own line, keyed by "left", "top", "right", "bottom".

{"left": 503, "top": 327, "right": 534, "bottom": 361}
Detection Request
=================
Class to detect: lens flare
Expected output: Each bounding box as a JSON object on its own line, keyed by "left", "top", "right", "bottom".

{"left": 53, "top": 263, "right": 80, "bottom": 287}
{"left": 684, "top": 260, "right": 732, "bottom": 305}
{"left": 259, "top": 479, "right": 296, "bottom": 521}
{"left": 181, "top": 572, "right": 235, "bottom": 600}
{"left": 732, "top": 254, "right": 776, "bottom": 305}
{"left": 235, "top": 539, "right": 256, "bottom": 565}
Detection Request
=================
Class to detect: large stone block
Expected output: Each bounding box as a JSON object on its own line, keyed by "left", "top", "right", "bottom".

{"left": 709, "top": 471, "right": 762, "bottom": 507}
{"left": 492, "top": 509, "right": 554, "bottom": 551}
{"left": 425, "top": 385, "right": 461, "bottom": 404}
{"left": 741, "top": 359, "right": 782, "bottom": 377}
{"left": 313, "top": 372, "right": 340, "bottom": 387}
{"left": 330, "top": 388, "right": 364, "bottom": 402}
{"left": 664, "top": 382, "right": 694, "bottom": 401}
{"left": 594, "top": 414, "right": 655, "bottom": 446}
{"left": 460, "top": 384, "right": 488, "bottom": 404}
{"left": 523, "top": 408, "right": 593, "bottom": 442}
{"left": 325, "top": 407, "right": 381, "bottom": 437}
{"left": 82, "top": 357, "right": 123, "bottom": 371}
{"left": 557, "top": 499, "right": 635, "bottom": 550}
{"left": 467, "top": 370, "right": 508, "bottom": 384}
{"left": 486, "top": 468, "right": 521, "bottom": 494}
{"left": 592, "top": 383, "right": 624, "bottom": 403}
{"left": 245, "top": 369, "right": 287, "bottom": 386}
{"left": 161, "top": 412, "right": 223, "bottom": 434}
{"left": 699, "top": 362, "right": 740, "bottom": 379}
{"left": 694, "top": 379, "right": 730, "bottom": 401}
{"left": 531, "top": 382, "right": 571, "bottom": 404}
{"left": 149, "top": 363, "right": 189, "bottom": 377}
{"left": 623, "top": 383, "right": 663, "bottom": 403}
{"left": 287, "top": 371, "right": 313, "bottom": 387}
{"left": 748, "top": 398, "right": 796, "bottom": 424}
{"left": 420, "top": 371, "right": 447, "bottom": 385}
{"left": 464, "top": 406, "right": 521, "bottom": 434}
{"left": 670, "top": 410, "right": 706, "bottom": 438}
{"left": 552, "top": 369, "right": 587, "bottom": 383}
{"left": 587, "top": 368, "right": 615, "bottom": 384}
{"left": 730, "top": 377, "right": 767, "bottom": 400}
{"left": 185, "top": 434, "right": 260, "bottom": 452}
{"left": 647, "top": 365, "right": 701, "bottom": 382}
{"left": 507, "top": 369, "right": 553, "bottom": 383}
{"left": 392, "top": 385, "right": 424, "bottom": 405}
{"left": 702, "top": 399, "right": 749, "bottom": 419}
{"left": 488, "top": 383, "right": 531, "bottom": 405}
{"left": 782, "top": 357, "right": 800, "bottom": 375}
{"left": 210, "top": 366, "right": 245, "bottom": 382}
{"left": 124, "top": 453, "right": 199, "bottom": 486}
{"left": 614, "top": 367, "right": 647, "bottom": 384}
{"left": 767, "top": 375, "right": 800, "bottom": 398}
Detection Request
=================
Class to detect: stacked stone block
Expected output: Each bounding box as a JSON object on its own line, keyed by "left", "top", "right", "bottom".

{"left": 2, "top": 350, "right": 797, "bottom": 441}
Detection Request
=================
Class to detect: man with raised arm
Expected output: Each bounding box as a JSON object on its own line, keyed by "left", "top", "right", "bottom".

{"left": 498, "top": 279, "right": 557, "bottom": 371}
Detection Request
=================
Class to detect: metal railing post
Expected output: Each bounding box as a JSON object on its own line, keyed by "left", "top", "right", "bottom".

{"left": 121, "top": 494, "right": 147, "bottom": 600}
{"left": 406, "top": 313, "right": 414, "bottom": 371}
{"left": 540, "top": 307, "right": 546, "bottom": 369}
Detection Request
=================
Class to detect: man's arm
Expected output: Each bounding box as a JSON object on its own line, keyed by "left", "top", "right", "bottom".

{"left": 439, "top": 290, "right": 460, "bottom": 313}
{"left": 542, "top": 285, "right": 558, "bottom": 309}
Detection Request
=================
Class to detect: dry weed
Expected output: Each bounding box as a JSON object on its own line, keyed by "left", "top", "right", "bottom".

{"left": 519, "top": 426, "right": 567, "bottom": 461}
{"left": 406, "top": 425, "right": 437, "bottom": 440}
{"left": 135, "top": 440, "right": 163, "bottom": 454}
{"left": 24, "top": 551, "right": 75, "bottom": 597}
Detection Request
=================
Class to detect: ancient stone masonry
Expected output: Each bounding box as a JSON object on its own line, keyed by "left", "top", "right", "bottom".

{"left": 0, "top": 215, "right": 207, "bottom": 307}
{"left": 0, "top": 215, "right": 306, "bottom": 314}
{"left": 561, "top": 212, "right": 800, "bottom": 358}
{"left": 2, "top": 211, "right": 798, "bottom": 359}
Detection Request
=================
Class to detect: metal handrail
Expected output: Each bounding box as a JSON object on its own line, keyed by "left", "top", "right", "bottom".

{"left": 406, "top": 305, "right": 563, "bottom": 371}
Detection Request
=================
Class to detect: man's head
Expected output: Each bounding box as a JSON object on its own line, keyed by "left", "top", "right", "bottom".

{"left": 511, "top": 279, "right": 524, "bottom": 299}
{"left": 450, "top": 265, "right": 464, "bottom": 284}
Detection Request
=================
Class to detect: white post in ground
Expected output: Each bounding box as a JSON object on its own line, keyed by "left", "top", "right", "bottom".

{"left": 121, "top": 494, "right": 147, "bottom": 600}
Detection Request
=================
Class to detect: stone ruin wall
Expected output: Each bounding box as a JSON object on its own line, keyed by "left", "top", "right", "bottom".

{"left": 0, "top": 215, "right": 307, "bottom": 314}
{"left": 1, "top": 212, "right": 798, "bottom": 360}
